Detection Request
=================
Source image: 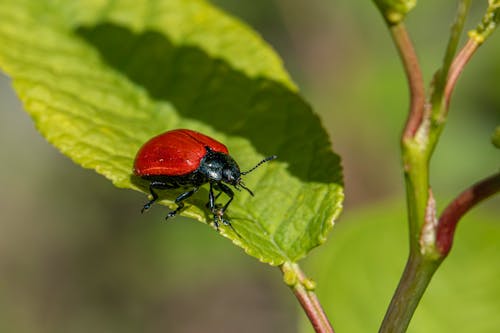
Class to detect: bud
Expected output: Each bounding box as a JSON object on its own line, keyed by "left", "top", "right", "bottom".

{"left": 468, "top": 0, "right": 500, "bottom": 43}
{"left": 373, "top": 0, "right": 417, "bottom": 25}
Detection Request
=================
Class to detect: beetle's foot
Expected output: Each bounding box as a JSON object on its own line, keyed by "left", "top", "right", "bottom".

{"left": 213, "top": 212, "right": 223, "bottom": 231}
{"left": 213, "top": 219, "right": 220, "bottom": 231}
{"left": 165, "top": 209, "right": 178, "bottom": 220}
{"left": 212, "top": 209, "right": 231, "bottom": 231}
{"left": 165, "top": 203, "right": 185, "bottom": 221}
{"left": 141, "top": 197, "right": 158, "bottom": 213}
{"left": 141, "top": 203, "right": 151, "bottom": 214}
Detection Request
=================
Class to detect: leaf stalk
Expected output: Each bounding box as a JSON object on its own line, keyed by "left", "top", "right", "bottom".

{"left": 281, "top": 262, "right": 334, "bottom": 333}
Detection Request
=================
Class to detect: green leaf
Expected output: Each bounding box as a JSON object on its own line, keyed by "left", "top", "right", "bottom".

{"left": 0, "top": 0, "right": 343, "bottom": 266}
{"left": 300, "top": 202, "right": 500, "bottom": 333}
{"left": 372, "top": 0, "right": 417, "bottom": 25}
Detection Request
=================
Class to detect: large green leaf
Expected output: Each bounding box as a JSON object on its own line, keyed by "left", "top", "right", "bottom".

{"left": 301, "top": 202, "right": 500, "bottom": 333}
{"left": 0, "top": 0, "right": 343, "bottom": 265}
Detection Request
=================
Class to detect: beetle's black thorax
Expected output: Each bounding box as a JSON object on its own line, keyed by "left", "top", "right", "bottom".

{"left": 197, "top": 148, "right": 241, "bottom": 185}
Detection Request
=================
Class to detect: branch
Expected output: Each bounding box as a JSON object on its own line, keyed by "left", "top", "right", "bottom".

{"left": 390, "top": 23, "right": 426, "bottom": 140}
{"left": 430, "top": 0, "right": 472, "bottom": 108}
{"left": 436, "top": 171, "right": 500, "bottom": 256}
{"left": 443, "top": 38, "right": 480, "bottom": 112}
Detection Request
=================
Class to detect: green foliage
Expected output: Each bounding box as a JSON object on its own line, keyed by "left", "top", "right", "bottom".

{"left": 0, "top": 0, "right": 343, "bottom": 265}
{"left": 300, "top": 202, "right": 500, "bottom": 333}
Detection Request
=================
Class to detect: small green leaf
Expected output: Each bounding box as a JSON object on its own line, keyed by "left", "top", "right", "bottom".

{"left": 372, "top": 0, "right": 417, "bottom": 25}
{"left": 492, "top": 126, "right": 500, "bottom": 148}
{"left": 0, "top": 0, "right": 343, "bottom": 265}
{"left": 301, "top": 202, "right": 500, "bottom": 333}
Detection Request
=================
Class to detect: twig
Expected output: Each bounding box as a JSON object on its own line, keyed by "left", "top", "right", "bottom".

{"left": 390, "top": 23, "right": 426, "bottom": 140}
{"left": 437, "top": 171, "right": 500, "bottom": 256}
{"left": 443, "top": 39, "right": 480, "bottom": 111}
{"left": 430, "top": 0, "right": 471, "bottom": 108}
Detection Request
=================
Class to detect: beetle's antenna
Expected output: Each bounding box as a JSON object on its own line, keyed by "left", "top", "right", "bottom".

{"left": 241, "top": 155, "right": 277, "bottom": 175}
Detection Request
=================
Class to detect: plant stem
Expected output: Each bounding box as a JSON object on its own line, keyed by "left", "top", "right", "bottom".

{"left": 426, "top": 38, "right": 479, "bottom": 157}
{"left": 377, "top": 2, "right": 498, "bottom": 333}
{"left": 430, "top": 0, "right": 471, "bottom": 107}
{"left": 379, "top": 252, "right": 440, "bottom": 333}
{"left": 380, "top": 5, "right": 475, "bottom": 332}
{"left": 281, "top": 263, "right": 334, "bottom": 333}
{"left": 437, "top": 171, "right": 500, "bottom": 256}
{"left": 443, "top": 38, "right": 479, "bottom": 111}
{"left": 390, "top": 23, "right": 426, "bottom": 140}
{"left": 381, "top": 172, "right": 500, "bottom": 333}
{"left": 390, "top": 22, "right": 429, "bottom": 248}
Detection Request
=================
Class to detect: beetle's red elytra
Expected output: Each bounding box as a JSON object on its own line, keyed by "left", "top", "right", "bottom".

{"left": 133, "top": 129, "right": 277, "bottom": 230}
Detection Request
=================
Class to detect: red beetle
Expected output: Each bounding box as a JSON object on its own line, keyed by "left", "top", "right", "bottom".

{"left": 134, "top": 129, "right": 276, "bottom": 229}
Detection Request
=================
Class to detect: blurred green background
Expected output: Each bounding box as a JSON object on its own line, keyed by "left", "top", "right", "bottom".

{"left": 0, "top": 1, "right": 498, "bottom": 332}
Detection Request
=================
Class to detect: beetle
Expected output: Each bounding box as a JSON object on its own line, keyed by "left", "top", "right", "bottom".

{"left": 133, "top": 129, "right": 277, "bottom": 229}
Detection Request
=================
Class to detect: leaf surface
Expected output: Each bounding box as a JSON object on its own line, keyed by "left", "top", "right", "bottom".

{"left": 0, "top": 0, "right": 343, "bottom": 265}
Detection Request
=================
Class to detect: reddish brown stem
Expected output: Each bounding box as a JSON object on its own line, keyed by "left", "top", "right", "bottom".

{"left": 293, "top": 284, "right": 334, "bottom": 333}
{"left": 282, "top": 263, "right": 334, "bottom": 333}
{"left": 437, "top": 172, "right": 500, "bottom": 256}
{"left": 390, "top": 23, "right": 426, "bottom": 140}
{"left": 444, "top": 38, "right": 479, "bottom": 111}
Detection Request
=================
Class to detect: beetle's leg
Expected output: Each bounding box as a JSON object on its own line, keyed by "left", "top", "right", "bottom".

{"left": 214, "top": 183, "right": 234, "bottom": 226}
{"left": 207, "top": 182, "right": 216, "bottom": 211}
{"left": 213, "top": 192, "right": 223, "bottom": 212}
{"left": 166, "top": 187, "right": 199, "bottom": 220}
{"left": 207, "top": 183, "right": 220, "bottom": 230}
{"left": 142, "top": 181, "right": 175, "bottom": 213}
{"left": 217, "top": 183, "right": 234, "bottom": 214}
{"left": 205, "top": 190, "right": 223, "bottom": 209}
